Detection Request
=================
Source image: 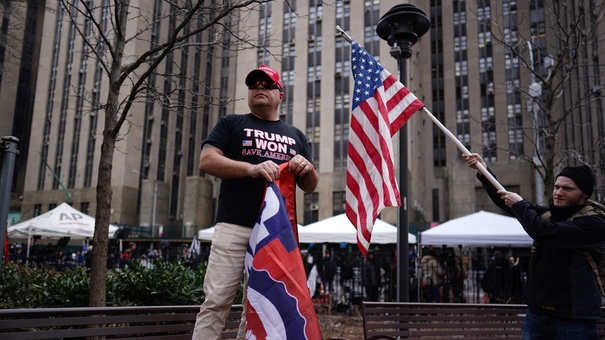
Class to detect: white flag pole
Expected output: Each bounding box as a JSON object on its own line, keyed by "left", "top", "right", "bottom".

{"left": 336, "top": 25, "right": 353, "bottom": 43}
{"left": 420, "top": 107, "right": 505, "bottom": 191}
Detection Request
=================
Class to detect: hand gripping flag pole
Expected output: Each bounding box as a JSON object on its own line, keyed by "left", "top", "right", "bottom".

{"left": 336, "top": 25, "right": 505, "bottom": 193}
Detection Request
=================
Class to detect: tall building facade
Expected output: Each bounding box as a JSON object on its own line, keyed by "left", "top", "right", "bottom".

{"left": 6, "top": 0, "right": 604, "bottom": 239}
{"left": 0, "top": 0, "right": 46, "bottom": 224}
{"left": 19, "top": 0, "right": 231, "bottom": 237}
{"left": 419, "top": 0, "right": 605, "bottom": 223}
{"left": 17, "top": 0, "right": 422, "bottom": 238}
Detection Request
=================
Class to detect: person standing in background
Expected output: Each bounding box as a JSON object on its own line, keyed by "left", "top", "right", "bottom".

{"left": 419, "top": 247, "right": 444, "bottom": 302}
{"left": 363, "top": 250, "right": 382, "bottom": 302}
{"left": 319, "top": 251, "right": 337, "bottom": 294}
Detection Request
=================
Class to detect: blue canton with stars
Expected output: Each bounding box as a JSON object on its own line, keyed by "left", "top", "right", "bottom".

{"left": 352, "top": 41, "right": 385, "bottom": 110}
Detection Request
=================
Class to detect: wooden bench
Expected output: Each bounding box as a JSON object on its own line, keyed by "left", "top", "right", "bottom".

{"left": 0, "top": 304, "right": 242, "bottom": 339}
{"left": 362, "top": 302, "right": 605, "bottom": 339}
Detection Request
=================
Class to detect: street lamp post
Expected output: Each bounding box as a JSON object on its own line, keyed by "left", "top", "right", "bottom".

{"left": 377, "top": 4, "right": 430, "bottom": 302}
{"left": 0, "top": 136, "right": 19, "bottom": 266}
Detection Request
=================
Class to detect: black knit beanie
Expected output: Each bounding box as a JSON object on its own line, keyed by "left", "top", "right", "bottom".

{"left": 556, "top": 165, "right": 596, "bottom": 197}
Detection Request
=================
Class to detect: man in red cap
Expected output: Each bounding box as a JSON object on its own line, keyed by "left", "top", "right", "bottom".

{"left": 464, "top": 153, "right": 605, "bottom": 339}
{"left": 192, "top": 65, "right": 318, "bottom": 339}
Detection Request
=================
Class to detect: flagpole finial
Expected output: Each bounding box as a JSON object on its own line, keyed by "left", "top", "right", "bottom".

{"left": 336, "top": 25, "right": 353, "bottom": 44}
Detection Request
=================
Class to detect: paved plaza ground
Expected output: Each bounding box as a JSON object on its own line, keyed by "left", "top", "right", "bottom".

{"left": 318, "top": 313, "right": 364, "bottom": 339}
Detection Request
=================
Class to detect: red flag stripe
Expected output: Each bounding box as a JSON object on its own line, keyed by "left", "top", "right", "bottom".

{"left": 351, "top": 101, "right": 398, "bottom": 202}
{"left": 347, "top": 116, "right": 398, "bottom": 246}
{"left": 384, "top": 75, "right": 424, "bottom": 134}
{"left": 390, "top": 97, "right": 424, "bottom": 135}
{"left": 346, "top": 142, "right": 377, "bottom": 245}
{"left": 354, "top": 100, "right": 401, "bottom": 207}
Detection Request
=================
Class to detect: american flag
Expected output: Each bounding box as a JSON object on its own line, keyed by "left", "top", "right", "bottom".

{"left": 346, "top": 41, "right": 424, "bottom": 256}
{"left": 244, "top": 181, "right": 322, "bottom": 339}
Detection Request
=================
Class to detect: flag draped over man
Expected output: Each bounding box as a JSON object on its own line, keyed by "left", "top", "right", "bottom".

{"left": 346, "top": 41, "right": 424, "bottom": 256}
{"left": 244, "top": 181, "right": 322, "bottom": 339}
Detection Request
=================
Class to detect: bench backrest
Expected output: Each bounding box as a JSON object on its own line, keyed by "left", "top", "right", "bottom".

{"left": 362, "top": 302, "right": 605, "bottom": 339}
{"left": 0, "top": 304, "right": 242, "bottom": 339}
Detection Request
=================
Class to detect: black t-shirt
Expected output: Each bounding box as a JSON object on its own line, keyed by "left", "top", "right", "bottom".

{"left": 203, "top": 113, "right": 313, "bottom": 227}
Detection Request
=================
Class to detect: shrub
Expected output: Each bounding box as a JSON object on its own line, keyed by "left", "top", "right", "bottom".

{"left": 0, "top": 260, "right": 243, "bottom": 308}
{"left": 107, "top": 260, "right": 206, "bottom": 306}
{"left": 0, "top": 264, "right": 89, "bottom": 308}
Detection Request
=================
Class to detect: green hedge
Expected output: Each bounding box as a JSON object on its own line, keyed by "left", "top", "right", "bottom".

{"left": 0, "top": 261, "right": 243, "bottom": 308}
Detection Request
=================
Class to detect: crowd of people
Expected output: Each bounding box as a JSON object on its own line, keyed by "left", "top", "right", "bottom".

{"left": 417, "top": 245, "right": 526, "bottom": 304}
{"left": 419, "top": 246, "right": 471, "bottom": 303}
{"left": 4, "top": 234, "right": 524, "bottom": 309}
{"left": 301, "top": 246, "right": 395, "bottom": 312}
{"left": 6, "top": 235, "right": 527, "bottom": 308}
{"left": 7, "top": 235, "right": 528, "bottom": 307}
{"left": 4, "top": 239, "right": 208, "bottom": 271}
{"left": 5, "top": 243, "right": 89, "bottom": 270}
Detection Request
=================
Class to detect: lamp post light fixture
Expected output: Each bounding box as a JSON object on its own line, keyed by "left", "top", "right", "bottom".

{"left": 377, "top": 4, "right": 430, "bottom": 302}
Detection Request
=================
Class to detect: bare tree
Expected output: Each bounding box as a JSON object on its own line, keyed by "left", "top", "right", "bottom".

{"left": 57, "top": 0, "right": 276, "bottom": 307}
{"left": 483, "top": 1, "right": 605, "bottom": 203}
{"left": 0, "top": 0, "right": 28, "bottom": 83}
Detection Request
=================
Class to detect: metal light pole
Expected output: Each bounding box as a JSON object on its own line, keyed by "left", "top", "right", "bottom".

{"left": 0, "top": 136, "right": 19, "bottom": 266}
{"left": 377, "top": 4, "right": 429, "bottom": 302}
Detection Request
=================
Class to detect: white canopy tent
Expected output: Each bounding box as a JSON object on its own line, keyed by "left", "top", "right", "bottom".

{"left": 8, "top": 202, "right": 119, "bottom": 239}
{"left": 198, "top": 213, "right": 416, "bottom": 244}
{"left": 197, "top": 227, "right": 216, "bottom": 241}
{"left": 419, "top": 210, "right": 532, "bottom": 247}
{"left": 298, "top": 213, "right": 416, "bottom": 244}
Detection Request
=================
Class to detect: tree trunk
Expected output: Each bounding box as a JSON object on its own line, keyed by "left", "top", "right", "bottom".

{"left": 89, "top": 134, "right": 115, "bottom": 307}
{"left": 88, "top": 0, "right": 130, "bottom": 308}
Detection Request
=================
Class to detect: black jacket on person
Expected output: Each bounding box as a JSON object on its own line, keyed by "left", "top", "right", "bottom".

{"left": 477, "top": 170, "right": 605, "bottom": 321}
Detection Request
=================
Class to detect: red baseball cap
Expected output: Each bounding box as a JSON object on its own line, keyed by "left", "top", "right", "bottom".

{"left": 245, "top": 65, "right": 284, "bottom": 91}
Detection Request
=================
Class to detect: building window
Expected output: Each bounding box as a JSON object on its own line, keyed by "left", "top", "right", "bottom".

{"left": 80, "top": 202, "right": 89, "bottom": 215}
{"left": 332, "top": 191, "right": 346, "bottom": 215}
{"left": 34, "top": 204, "right": 42, "bottom": 217}
{"left": 304, "top": 193, "right": 319, "bottom": 224}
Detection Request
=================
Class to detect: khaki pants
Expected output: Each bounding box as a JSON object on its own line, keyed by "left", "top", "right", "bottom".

{"left": 192, "top": 223, "right": 252, "bottom": 340}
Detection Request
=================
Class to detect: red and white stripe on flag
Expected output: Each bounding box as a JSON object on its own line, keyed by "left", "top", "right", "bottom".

{"left": 345, "top": 41, "right": 424, "bottom": 256}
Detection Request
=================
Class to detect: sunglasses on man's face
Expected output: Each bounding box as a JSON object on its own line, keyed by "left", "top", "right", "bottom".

{"left": 248, "top": 81, "right": 281, "bottom": 91}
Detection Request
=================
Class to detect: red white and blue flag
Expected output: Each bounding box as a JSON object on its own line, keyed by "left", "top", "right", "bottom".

{"left": 244, "top": 181, "right": 322, "bottom": 339}
{"left": 346, "top": 41, "right": 424, "bottom": 256}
